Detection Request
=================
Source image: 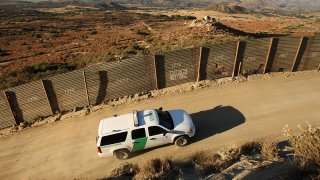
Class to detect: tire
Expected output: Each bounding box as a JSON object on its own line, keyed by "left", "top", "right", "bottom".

{"left": 114, "top": 149, "right": 130, "bottom": 160}
{"left": 175, "top": 136, "right": 189, "bottom": 147}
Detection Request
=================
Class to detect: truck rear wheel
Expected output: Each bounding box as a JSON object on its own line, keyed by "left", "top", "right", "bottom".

{"left": 175, "top": 136, "right": 189, "bottom": 147}
{"left": 114, "top": 149, "right": 130, "bottom": 160}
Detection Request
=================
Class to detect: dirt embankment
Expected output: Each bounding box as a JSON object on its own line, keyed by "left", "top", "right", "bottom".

{"left": 0, "top": 71, "right": 319, "bottom": 179}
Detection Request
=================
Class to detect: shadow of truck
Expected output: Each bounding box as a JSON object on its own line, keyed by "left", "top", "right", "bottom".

{"left": 191, "top": 105, "right": 245, "bottom": 143}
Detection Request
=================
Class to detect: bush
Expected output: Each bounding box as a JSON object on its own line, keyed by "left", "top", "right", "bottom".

{"left": 134, "top": 158, "right": 177, "bottom": 179}
{"left": 289, "top": 157, "right": 319, "bottom": 178}
{"left": 239, "top": 142, "right": 261, "bottom": 155}
{"left": 90, "top": 30, "right": 98, "bottom": 35}
{"left": 261, "top": 141, "right": 279, "bottom": 160}
{"left": 22, "top": 62, "right": 76, "bottom": 74}
{"left": 0, "top": 49, "right": 9, "bottom": 56}
{"left": 135, "top": 158, "right": 175, "bottom": 179}
{"left": 187, "top": 150, "right": 221, "bottom": 174}
{"left": 109, "top": 162, "right": 138, "bottom": 178}
{"left": 283, "top": 122, "right": 320, "bottom": 166}
{"left": 137, "top": 30, "right": 150, "bottom": 36}
{"left": 171, "top": 14, "right": 196, "bottom": 20}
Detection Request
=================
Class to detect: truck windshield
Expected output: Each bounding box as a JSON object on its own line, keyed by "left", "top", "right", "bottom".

{"left": 157, "top": 110, "right": 174, "bottom": 130}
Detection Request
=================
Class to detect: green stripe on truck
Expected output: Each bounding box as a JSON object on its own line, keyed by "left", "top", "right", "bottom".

{"left": 132, "top": 137, "right": 148, "bottom": 152}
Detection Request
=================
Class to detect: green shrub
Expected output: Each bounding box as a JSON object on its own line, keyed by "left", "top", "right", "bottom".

{"left": 137, "top": 30, "right": 150, "bottom": 36}
{"left": 171, "top": 14, "right": 196, "bottom": 20}
{"left": 22, "top": 62, "right": 76, "bottom": 74}
{"left": 0, "top": 49, "right": 9, "bottom": 56}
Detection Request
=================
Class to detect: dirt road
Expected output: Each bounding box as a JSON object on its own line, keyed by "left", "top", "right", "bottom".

{"left": 0, "top": 71, "right": 319, "bottom": 179}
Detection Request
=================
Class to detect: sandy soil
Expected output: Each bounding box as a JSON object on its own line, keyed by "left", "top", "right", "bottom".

{"left": 0, "top": 71, "right": 319, "bottom": 179}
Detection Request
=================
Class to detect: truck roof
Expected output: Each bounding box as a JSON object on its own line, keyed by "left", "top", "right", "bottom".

{"left": 98, "top": 109, "right": 159, "bottom": 136}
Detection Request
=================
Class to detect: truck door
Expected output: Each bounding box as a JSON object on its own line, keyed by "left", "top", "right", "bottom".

{"left": 145, "top": 126, "right": 171, "bottom": 149}
{"left": 131, "top": 128, "right": 148, "bottom": 152}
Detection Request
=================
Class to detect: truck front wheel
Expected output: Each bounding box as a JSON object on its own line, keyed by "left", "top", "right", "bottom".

{"left": 175, "top": 136, "right": 189, "bottom": 147}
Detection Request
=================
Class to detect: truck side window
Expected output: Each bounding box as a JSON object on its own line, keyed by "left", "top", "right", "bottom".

{"left": 148, "top": 126, "right": 166, "bottom": 136}
{"left": 131, "top": 128, "right": 146, "bottom": 139}
{"left": 100, "top": 132, "right": 128, "bottom": 146}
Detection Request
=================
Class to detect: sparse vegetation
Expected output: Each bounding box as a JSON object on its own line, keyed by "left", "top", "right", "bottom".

{"left": 135, "top": 158, "right": 175, "bottom": 179}
{"left": 109, "top": 162, "right": 139, "bottom": 178}
{"left": 0, "top": 62, "right": 76, "bottom": 89}
{"left": 22, "top": 62, "right": 76, "bottom": 74}
{"left": 284, "top": 122, "right": 320, "bottom": 166}
{"left": 1, "top": 1, "right": 319, "bottom": 91}
{"left": 261, "top": 141, "right": 279, "bottom": 160}
{"left": 283, "top": 123, "right": 320, "bottom": 178}
{"left": 104, "top": 123, "right": 320, "bottom": 179}
{"left": 170, "top": 14, "right": 196, "bottom": 20}
{"left": 0, "top": 49, "right": 9, "bottom": 56}
{"left": 239, "top": 141, "right": 261, "bottom": 155}
{"left": 104, "top": 144, "right": 261, "bottom": 179}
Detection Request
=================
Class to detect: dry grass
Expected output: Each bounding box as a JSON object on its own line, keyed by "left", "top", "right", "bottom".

{"left": 105, "top": 137, "right": 320, "bottom": 179}
{"left": 283, "top": 122, "right": 320, "bottom": 166}
{"left": 109, "top": 162, "right": 139, "bottom": 178}
{"left": 106, "top": 148, "right": 242, "bottom": 179}
{"left": 239, "top": 141, "right": 261, "bottom": 155}
{"left": 284, "top": 122, "right": 320, "bottom": 178}
{"left": 185, "top": 150, "right": 222, "bottom": 174}
{"left": 261, "top": 141, "right": 279, "bottom": 160}
{"left": 135, "top": 158, "right": 176, "bottom": 179}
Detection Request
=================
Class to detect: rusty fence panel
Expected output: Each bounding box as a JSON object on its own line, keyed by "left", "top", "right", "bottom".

{"left": 240, "top": 38, "right": 271, "bottom": 75}
{"left": 270, "top": 36, "right": 302, "bottom": 72}
{"left": 0, "top": 92, "right": 16, "bottom": 129}
{"left": 200, "top": 42, "right": 237, "bottom": 80}
{"left": 85, "top": 57, "right": 153, "bottom": 105}
{"left": 297, "top": 36, "right": 320, "bottom": 71}
{"left": 155, "top": 47, "right": 200, "bottom": 88}
{"left": 5, "top": 81, "right": 52, "bottom": 123}
{"left": 46, "top": 70, "right": 89, "bottom": 112}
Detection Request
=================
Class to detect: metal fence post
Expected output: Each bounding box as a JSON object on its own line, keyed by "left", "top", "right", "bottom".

{"left": 41, "top": 80, "right": 54, "bottom": 115}
{"left": 264, "top": 38, "right": 276, "bottom": 74}
{"left": 153, "top": 54, "right": 159, "bottom": 90}
{"left": 197, "top": 47, "right": 203, "bottom": 82}
{"left": 302, "top": 36, "right": 314, "bottom": 71}
{"left": 82, "top": 70, "right": 90, "bottom": 106}
{"left": 232, "top": 41, "right": 241, "bottom": 78}
{"left": 2, "top": 91, "right": 16, "bottom": 125}
{"left": 291, "top": 36, "right": 305, "bottom": 72}
{"left": 4, "top": 91, "right": 23, "bottom": 124}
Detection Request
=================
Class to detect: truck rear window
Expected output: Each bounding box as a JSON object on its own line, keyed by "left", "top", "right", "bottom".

{"left": 100, "top": 132, "right": 128, "bottom": 146}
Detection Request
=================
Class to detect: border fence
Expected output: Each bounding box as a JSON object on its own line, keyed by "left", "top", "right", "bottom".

{"left": 1, "top": 36, "right": 320, "bottom": 129}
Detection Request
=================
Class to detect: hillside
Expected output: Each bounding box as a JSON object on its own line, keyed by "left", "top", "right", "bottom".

{"left": 2, "top": 0, "right": 320, "bottom": 10}
{"left": 114, "top": 0, "right": 320, "bottom": 11}
{"left": 205, "top": 4, "right": 251, "bottom": 14}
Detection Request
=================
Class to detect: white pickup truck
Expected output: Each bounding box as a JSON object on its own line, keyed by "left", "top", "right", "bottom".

{"left": 96, "top": 108, "right": 196, "bottom": 160}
